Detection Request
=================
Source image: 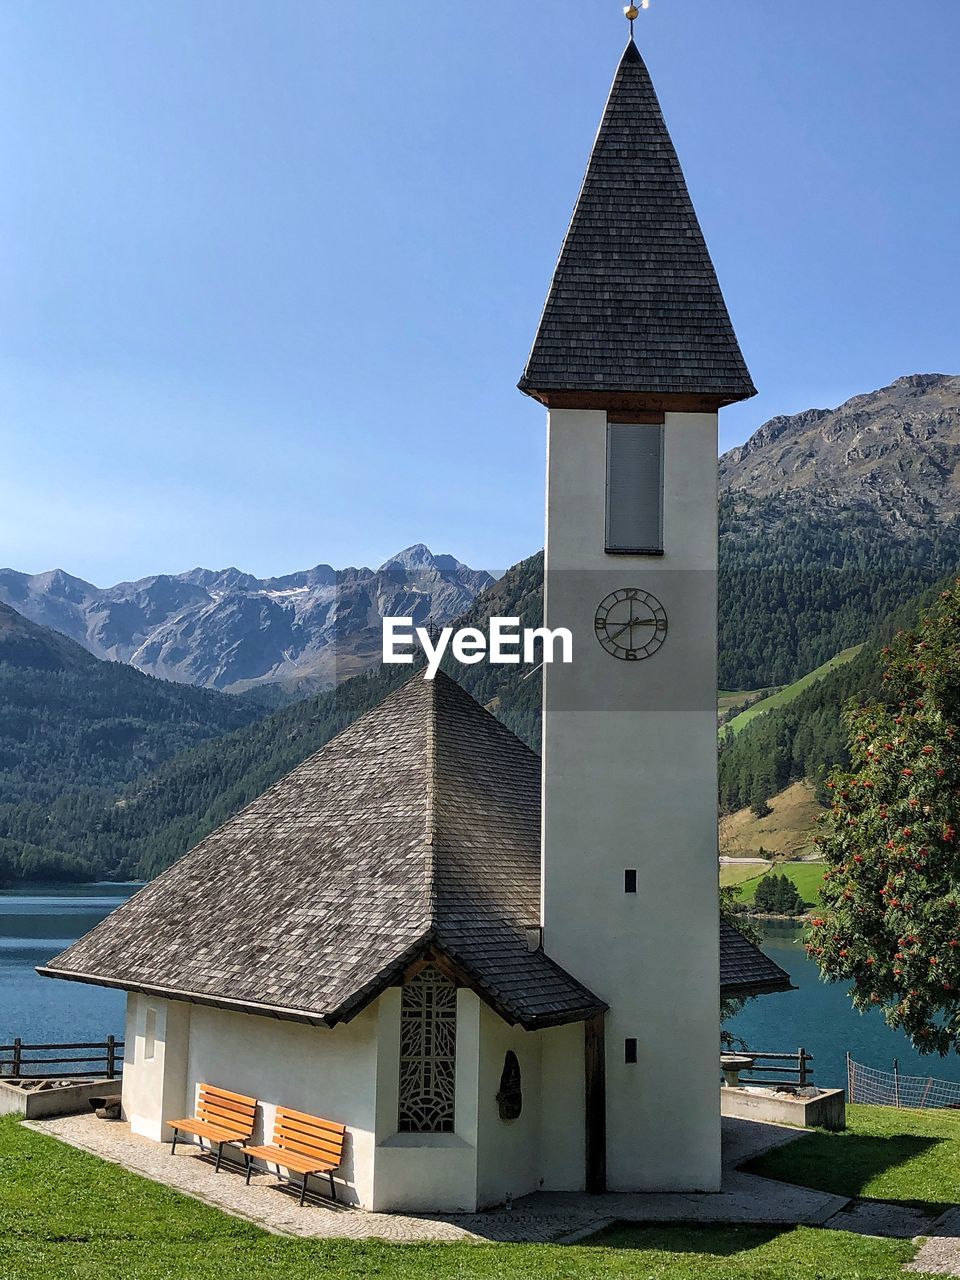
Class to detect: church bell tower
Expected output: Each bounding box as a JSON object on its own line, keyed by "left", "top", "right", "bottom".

{"left": 520, "top": 27, "right": 756, "bottom": 1192}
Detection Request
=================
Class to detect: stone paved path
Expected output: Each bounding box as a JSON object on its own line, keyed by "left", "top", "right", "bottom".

{"left": 27, "top": 1113, "right": 848, "bottom": 1244}
{"left": 907, "top": 1208, "right": 960, "bottom": 1274}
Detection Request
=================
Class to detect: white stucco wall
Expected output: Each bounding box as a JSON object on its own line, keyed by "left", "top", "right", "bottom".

{"left": 120, "top": 993, "right": 379, "bottom": 1205}
{"left": 541, "top": 407, "right": 722, "bottom": 1192}
{"left": 475, "top": 1004, "right": 542, "bottom": 1208}
{"left": 183, "top": 1002, "right": 379, "bottom": 1206}
{"left": 537, "top": 1021, "right": 586, "bottom": 1190}
{"left": 122, "top": 994, "right": 190, "bottom": 1142}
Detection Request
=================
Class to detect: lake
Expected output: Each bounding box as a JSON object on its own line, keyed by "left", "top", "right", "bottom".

{"left": 729, "top": 922, "right": 960, "bottom": 1089}
{"left": 0, "top": 883, "right": 136, "bottom": 1046}
{"left": 5, "top": 888, "right": 960, "bottom": 1090}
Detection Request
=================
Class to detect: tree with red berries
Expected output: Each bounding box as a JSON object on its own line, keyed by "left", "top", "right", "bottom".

{"left": 812, "top": 580, "right": 960, "bottom": 1055}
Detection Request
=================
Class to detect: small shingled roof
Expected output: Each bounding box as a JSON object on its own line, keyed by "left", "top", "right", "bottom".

{"left": 40, "top": 672, "right": 789, "bottom": 1023}
{"left": 519, "top": 39, "right": 756, "bottom": 405}
{"left": 720, "top": 920, "right": 793, "bottom": 999}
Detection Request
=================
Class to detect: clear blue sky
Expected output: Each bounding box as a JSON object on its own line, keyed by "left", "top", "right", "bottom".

{"left": 2, "top": 1, "right": 957, "bottom": 584}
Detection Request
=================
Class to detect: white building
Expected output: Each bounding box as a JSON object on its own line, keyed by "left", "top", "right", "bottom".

{"left": 40, "top": 34, "right": 789, "bottom": 1212}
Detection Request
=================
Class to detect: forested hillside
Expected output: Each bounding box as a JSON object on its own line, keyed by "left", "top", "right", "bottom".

{"left": 717, "top": 575, "right": 958, "bottom": 813}
{"left": 0, "top": 601, "right": 265, "bottom": 884}
{"left": 717, "top": 494, "right": 960, "bottom": 689}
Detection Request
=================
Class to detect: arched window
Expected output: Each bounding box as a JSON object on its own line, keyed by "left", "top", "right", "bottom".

{"left": 397, "top": 966, "right": 457, "bottom": 1133}
{"left": 497, "top": 1050, "right": 522, "bottom": 1120}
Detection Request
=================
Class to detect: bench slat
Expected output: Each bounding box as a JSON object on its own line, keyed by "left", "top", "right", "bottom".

{"left": 244, "top": 1142, "right": 337, "bottom": 1175}
{"left": 199, "top": 1085, "right": 257, "bottom": 1107}
{"left": 274, "top": 1134, "right": 343, "bottom": 1163}
{"left": 199, "top": 1100, "right": 256, "bottom": 1121}
{"left": 277, "top": 1105, "right": 345, "bottom": 1135}
{"left": 170, "top": 1118, "right": 249, "bottom": 1142}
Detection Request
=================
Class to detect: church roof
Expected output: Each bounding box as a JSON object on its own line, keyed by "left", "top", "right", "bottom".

{"left": 519, "top": 40, "right": 756, "bottom": 407}
{"left": 40, "top": 671, "right": 789, "bottom": 1025}
{"left": 720, "top": 920, "right": 793, "bottom": 999}
{"left": 39, "top": 672, "right": 606, "bottom": 1031}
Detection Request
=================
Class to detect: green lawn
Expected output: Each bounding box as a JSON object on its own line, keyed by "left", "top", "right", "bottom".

{"left": 0, "top": 1111, "right": 943, "bottom": 1279}
{"left": 734, "top": 861, "right": 827, "bottom": 908}
{"left": 720, "top": 860, "right": 772, "bottom": 889}
{"left": 747, "top": 1102, "right": 960, "bottom": 1212}
{"left": 725, "top": 645, "right": 864, "bottom": 736}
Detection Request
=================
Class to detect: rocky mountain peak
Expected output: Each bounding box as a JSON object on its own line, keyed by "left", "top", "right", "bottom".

{"left": 719, "top": 373, "right": 960, "bottom": 527}
{"left": 0, "top": 546, "right": 494, "bottom": 696}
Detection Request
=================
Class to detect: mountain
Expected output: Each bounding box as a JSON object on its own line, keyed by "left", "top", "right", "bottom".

{"left": 717, "top": 373, "right": 960, "bottom": 689}
{"left": 720, "top": 373, "right": 960, "bottom": 526}
{"left": 0, "top": 601, "right": 267, "bottom": 885}
{"left": 0, "top": 545, "right": 494, "bottom": 696}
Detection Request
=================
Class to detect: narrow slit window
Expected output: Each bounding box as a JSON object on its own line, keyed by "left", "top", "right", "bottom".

{"left": 624, "top": 869, "right": 637, "bottom": 893}
{"left": 144, "top": 1007, "right": 157, "bottom": 1061}
{"left": 606, "top": 423, "right": 664, "bottom": 554}
{"left": 624, "top": 1038, "right": 638, "bottom": 1064}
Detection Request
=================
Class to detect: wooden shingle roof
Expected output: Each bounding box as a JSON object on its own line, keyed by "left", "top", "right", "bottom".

{"left": 720, "top": 920, "right": 793, "bottom": 999}
{"left": 519, "top": 40, "right": 756, "bottom": 408}
{"left": 39, "top": 673, "right": 605, "bottom": 1031}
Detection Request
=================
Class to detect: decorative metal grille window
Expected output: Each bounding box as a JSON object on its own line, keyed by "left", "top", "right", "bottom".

{"left": 397, "top": 966, "right": 457, "bottom": 1133}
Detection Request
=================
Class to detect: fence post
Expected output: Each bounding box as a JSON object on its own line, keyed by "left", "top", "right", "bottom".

{"left": 847, "top": 1051, "right": 855, "bottom": 1101}
{"left": 106, "top": 1035, "right": 116, "bottom": 1079}
{"left": 894, "top": 1058, "right": 901, "bottom": 1109}
{"left": 798, "top": 1047, "right": 808, "bottom": 1086}
{"left": 12, "top": 1038, "right": 22, "bottom": 1079}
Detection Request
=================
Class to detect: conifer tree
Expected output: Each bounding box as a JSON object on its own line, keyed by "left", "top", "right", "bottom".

{"left": 812, "top": 582, "right": 960, "bottom": 1054}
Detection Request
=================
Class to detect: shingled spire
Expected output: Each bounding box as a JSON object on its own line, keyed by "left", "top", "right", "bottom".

{"left": 519, "top": 39, "right": 756, "bottom": 409}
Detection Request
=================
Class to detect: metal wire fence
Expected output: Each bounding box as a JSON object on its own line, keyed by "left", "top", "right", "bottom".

{"left": 847, "top": 1053, "right": 960, "bottom": 1109}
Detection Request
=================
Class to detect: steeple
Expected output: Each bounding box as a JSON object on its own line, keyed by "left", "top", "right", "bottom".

{"left": 519, "top": 39, "right": 756, "bottom": 410}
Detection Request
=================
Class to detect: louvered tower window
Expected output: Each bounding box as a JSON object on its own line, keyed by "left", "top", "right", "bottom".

{"left": 606, "top": 423, "right": 664, "bottom": 554}
{"left": 397, "top": 966, "right": 457, "bottom": 1133}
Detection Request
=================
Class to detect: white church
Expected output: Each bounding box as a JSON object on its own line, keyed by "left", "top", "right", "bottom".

{"left": 40, "top": 32, "right": 790, "bottom": 1212}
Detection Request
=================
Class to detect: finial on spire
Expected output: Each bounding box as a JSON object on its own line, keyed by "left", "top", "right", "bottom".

{"left": 623, "top": 2, "right": 648, "bottom": 40}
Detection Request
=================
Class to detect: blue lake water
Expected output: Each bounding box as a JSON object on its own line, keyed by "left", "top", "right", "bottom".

{"left": 729, "top": 922, "right": 960, "bottom": 1089}
{"left": 5, "top": 888, "right": 960, "bottom": 1091}
{"left": 0, "top": 883, "right": 135, "bottom": 1045}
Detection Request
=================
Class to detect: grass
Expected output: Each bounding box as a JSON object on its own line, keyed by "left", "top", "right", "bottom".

{"left": 719, "top": 860, "right": 771, "bottom": 888}
{"left": 725, "top": 645, "right": 864, "bottom": 737}
{"left": 719, "top": 780, "right": 822, "bottom": 860}
{"left": 747, "top": 1103, "right": 960, "bottom": 1212}
{"left": 718, "top": 687, "right": 778, "bottom": 713}
{"left": 0, "top": 1112, "right": 940, "bottom": 1279}
{"left": 734, "top": 860, "right": 827, "bottom": 908}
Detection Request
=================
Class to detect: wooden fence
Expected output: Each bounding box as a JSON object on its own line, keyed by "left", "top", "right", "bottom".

{"left": 731, "top": 1048, "right": 814, "bottom": 1087}
{"left": 0, "top": 1037, "right": 123, "bottom": 1080}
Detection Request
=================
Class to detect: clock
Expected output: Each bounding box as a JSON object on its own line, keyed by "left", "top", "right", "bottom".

{"left": 594, "top": 588, "right": 668, "bottom": 661}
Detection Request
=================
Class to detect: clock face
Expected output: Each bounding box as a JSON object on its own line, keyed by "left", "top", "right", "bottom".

{"left": 594, "top": 588, "right": 668, "bottom": 661}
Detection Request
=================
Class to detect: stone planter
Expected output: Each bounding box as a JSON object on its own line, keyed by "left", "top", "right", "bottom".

{"left": 720, "top": 1084, "right": 846, "bottom": 1131}
{"left": 0, "top": 1077, "right": 121, "bottom": 1120}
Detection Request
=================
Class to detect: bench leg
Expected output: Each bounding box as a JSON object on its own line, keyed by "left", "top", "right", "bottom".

{"left": 328, "top": 1172, "right": 337, "bottom": 1202}
{"left": 215, "top": 1142, "right": 225, "bottom": 1174}
{"left": 170, "top": 1129, "right": 178, "bottom": 1157}
{"left": 245, "top": 1154, "right": 253, "bottom": 1186}
{"left": 300, "top": 1174, "right": 309, "bottom": 1208}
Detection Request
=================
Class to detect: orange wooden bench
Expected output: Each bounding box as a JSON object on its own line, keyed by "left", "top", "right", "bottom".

{"left": 240, "top": 1105, "right": 346, "bottom": 1205}
{"left": 169, "top": 1083, "right": 257, "bottom": 1172}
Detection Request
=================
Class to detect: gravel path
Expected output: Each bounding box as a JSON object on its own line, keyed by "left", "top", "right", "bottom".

{"left": 25, "top": 1113, "right": 846, "bottom": 1244}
